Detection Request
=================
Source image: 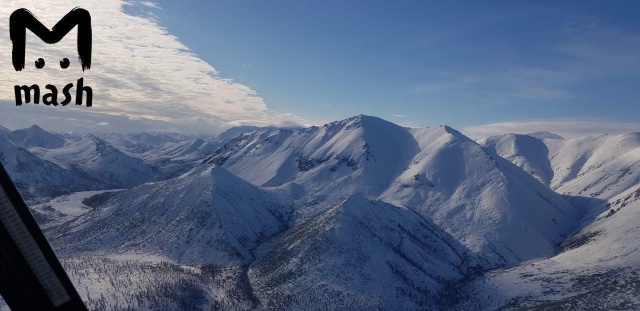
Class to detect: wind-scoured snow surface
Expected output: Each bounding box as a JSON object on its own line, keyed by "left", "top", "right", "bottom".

{"left": 0, "top": 118, "right": 638, "bottom": 310}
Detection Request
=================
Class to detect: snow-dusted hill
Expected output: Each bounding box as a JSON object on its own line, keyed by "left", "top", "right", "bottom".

{"left": 249, "top": 194, "right": 476, "bottom": 310}
{"left": 31, "top": 134, "right": 158, "bottom": 188}
{"left": 210, "top": 115, "right": 577, "bottom": 267}
{"left": 50, "top": 165, "right": 291, "bottom": 266}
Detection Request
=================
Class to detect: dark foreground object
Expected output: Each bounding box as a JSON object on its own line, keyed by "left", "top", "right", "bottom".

{"left": 0, "top": 163, "right": 86, "bottom": 310}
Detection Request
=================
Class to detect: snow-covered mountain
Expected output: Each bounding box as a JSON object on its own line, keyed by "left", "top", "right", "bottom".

{"left": 548, "top": 133, "right": 640, "bottom": 200}
{"left": 457, "top": 183, "right": 640, "bottom": 310}
{"left": 0, "top": 134, "right": 101, "bottom": 201}
{"left": 31, "top": 134, "right": 158, "bottom": 188}
{"left": 94, "top": 132, "right": 194, "bottom": 154}
{"left": 209, "top": 115, "right": 577, "bottom": 267}
{"left": 249, "top": 194, "right": 476, "bottom": 310}
{"left": 211, "top": 125, "right": 300, "bottom": 145}
{"left": 50, "top": 165, "right": 291, "bottom": 266}
{"left": 482, "top": 132, "right": 640, "bottom": 221}
{"left": 3, "top": 116, "right": 638, "bottom": 310}
{"left": 139, "top": 138, "right": 220, "bottom": 178}
{"left": 8, "top": 124, "right": 66, "bottom": 149}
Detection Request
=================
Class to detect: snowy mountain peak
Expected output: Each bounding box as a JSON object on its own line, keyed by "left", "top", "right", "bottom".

{"left": 27, "top": 124, "right": 44, "bottom": 131}
{"left": 192, "top": 137, "right": 206, "bottom": 145}
{"left": 31, "top": 133, "right": 158, "bottom": 188}
{"left": 82, "top": 133, "right": 105, "bottom": 144}
{"left": 325, "top": 114, "right": 404, "bottom": 131}
{"left": 249, "top": 193, "right": 470, "bottom": 310}
{"left": 0, "top": 134, "right": 101, "bottom": 201}
{"left": 193, "top": 164, "right": 237, "bottom": 181}
{"left": 52, "top": 164, "right": 291, "bottom": 265}
{"left": 436, "top": 124, "right": 475, "bottom": 143}
{"left": 9, "top": 124, "right": 66, "bottom": 149}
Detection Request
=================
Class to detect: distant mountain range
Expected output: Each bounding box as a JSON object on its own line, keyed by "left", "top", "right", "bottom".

{"left": 1, "top": 116, "right": 638, "bottom": 310}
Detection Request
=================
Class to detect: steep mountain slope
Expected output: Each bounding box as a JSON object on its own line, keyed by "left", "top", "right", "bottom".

{"left": 210, "top": 115, "right": 578, "bottom": 267}
{"left": 249, "top": 194, "right": 476, "bottom": 310}
{"left": 0, "top": 134, "right": 101, "bottom": 201}
{"left": 50, "top": 165, "right": 291, "bottom": 265}
{"left": 9, "top": 124, "right": 66, "bottom": 149}
{"left": 31, "top": 134, "right": 158, "bottom": 188}
{"left": 458, "top": 184, "right": 640, "bottom": 310}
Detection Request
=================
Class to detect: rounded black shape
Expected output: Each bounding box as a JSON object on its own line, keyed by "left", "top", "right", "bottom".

{"left": 60, "top": 58, "right": 70, "bottom": 69}
{"left": 35, "top": 58, "right": 45, "bottom": 69}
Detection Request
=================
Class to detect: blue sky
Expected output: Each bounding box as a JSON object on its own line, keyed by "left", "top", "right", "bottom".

{"left": 146, "top": 0, "right": 640, "bottom": 135}
{"left": 1, "top": 0, "right": 639, "bottom": 137}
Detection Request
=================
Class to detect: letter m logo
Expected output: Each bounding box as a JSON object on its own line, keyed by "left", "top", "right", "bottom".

{"left": 10, "top": 8, "right": 92, "bottom": 71}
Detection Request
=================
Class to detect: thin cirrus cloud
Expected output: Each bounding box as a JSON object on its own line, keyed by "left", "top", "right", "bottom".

{"left": 0, "top": 0, "right": 305, "bottom": 134}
